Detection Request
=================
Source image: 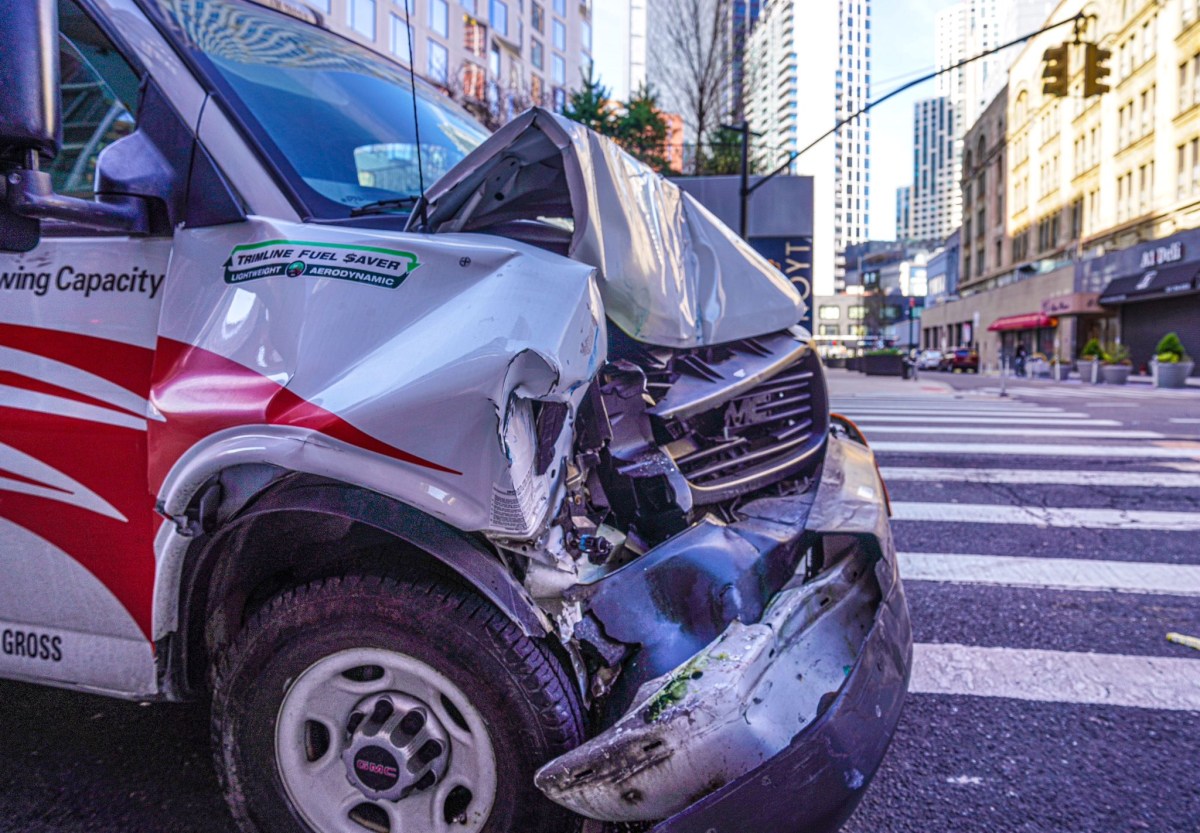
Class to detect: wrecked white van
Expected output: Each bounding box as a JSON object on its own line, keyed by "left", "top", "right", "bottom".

{"left": 0, "top": 1, "right": 911, "bottom": 831}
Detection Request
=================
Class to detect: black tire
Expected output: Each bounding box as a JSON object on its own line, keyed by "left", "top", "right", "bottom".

{"left": 211, "top": 573, "right": 585, "bottom": 833}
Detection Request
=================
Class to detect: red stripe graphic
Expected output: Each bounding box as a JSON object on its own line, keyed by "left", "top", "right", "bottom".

{"left": 149, "top": 338, "right": 461, "bottom": 490}
{"left": 0, "top": 369, "right": 146, "bottom": 420}
{"left": 1, "top": 325, "right": 460, "bottom": 644}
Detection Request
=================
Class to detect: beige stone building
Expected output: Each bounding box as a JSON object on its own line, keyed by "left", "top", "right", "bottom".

{"left": 308, "top": 0, "right": 592, "bottom": 120}
{"left": 923, "top": 0, "right": 1200, "bottom": 372}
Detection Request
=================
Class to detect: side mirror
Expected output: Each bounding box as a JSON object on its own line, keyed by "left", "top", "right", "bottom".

{"left": 0, "top": 0, "right": 61, "bottom": 161}
{"left": 0, "top": 0, "right": 59, "bottom": 252}
{"left": 0, "top": 0, "right": 147, "bottom": 253}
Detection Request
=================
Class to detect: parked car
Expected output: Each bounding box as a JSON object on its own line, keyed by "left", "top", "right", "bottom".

{"left": 0, "top": 2, "right": 911, "bottom": 832}
{"left": 946, "top": 347, "right": 981, "bottom": 372}
{"left": 916, "top": 349, "right": 944, "bottom": 370}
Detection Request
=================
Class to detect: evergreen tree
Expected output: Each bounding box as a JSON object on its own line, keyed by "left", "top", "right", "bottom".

{"left": 700, "top": 125, "right": 746, "bottom": 175}
{"left": 615, "top": 84, "right": 670, "bottom": 172}
{"left": 562, "top": 64, "right": 615, "bottom": 135}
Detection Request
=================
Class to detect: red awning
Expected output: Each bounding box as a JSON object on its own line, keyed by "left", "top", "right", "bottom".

{"left": 987, "top": 313, "right": 1058, "bottom": 332}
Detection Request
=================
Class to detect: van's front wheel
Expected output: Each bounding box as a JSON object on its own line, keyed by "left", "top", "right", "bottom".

{"left": 211, "top": 574, "right": 584, "bottom": 833}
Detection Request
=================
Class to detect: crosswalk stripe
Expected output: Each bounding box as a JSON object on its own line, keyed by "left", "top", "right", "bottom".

{"left": 891, "top": 502, "right": 1200, "bottom": 531}
{"left": 898, "top": 552, "right": 1200, "bottom": 596}
{"left": 879, "top": 467, "right": 1200, "bottom": 487}
{"left": 910, "top": 643, "right": 1200, "bottom": 711}
{"left": 979, "top": 385, "right": 1199, "bottom": 399}
{"left": 871, "top": 441, "right": 1200, "bottom": 459}
{"left": 838, "top": 410, "right": 1083, "bottom": 420}
{"left": 851, "top": 416, "right": 1119, "bottom": 426}
{"left": 861, "top": 426, "right": 1161, "bottom": 439}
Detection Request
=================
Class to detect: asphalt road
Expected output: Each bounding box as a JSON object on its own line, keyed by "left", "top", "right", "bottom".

{"left": 2, "top": 369, "right": 1199, "bottom": 832}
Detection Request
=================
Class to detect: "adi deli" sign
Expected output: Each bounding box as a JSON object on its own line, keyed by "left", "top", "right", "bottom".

{"left": 224, "top": 240, "right": 420, "bottom": 289}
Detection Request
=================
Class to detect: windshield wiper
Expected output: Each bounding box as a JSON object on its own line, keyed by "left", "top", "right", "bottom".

{"left": 349, "top": 195, "right": 421, "bottom": 217}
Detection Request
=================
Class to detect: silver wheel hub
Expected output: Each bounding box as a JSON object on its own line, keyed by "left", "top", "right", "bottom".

{"left": 342, "top": 692, "right": 450, "bottom": 802}
{"left": 275, "top": 648, "right": 497, "bottom": 833}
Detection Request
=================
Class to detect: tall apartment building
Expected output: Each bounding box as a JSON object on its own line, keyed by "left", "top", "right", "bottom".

{"left": 895, "top": 185, "right": 912, "bottom": 240}
{"left": 744, "top": 0, "right": 871, "bottom": 295}
{"left": 728, "top": 0, "right": 762, "bottom": 119}
{"left": 923, "top": 0, "right": 1200, "bottom": 374}
{"left": 904, "top": 96, "right": 959, "bottom": 244}
{"left": 307, "top": 0, "right": 592, "bottom": 118}
{"left": 592, "top": 0, "right": 646, "bottom": 101}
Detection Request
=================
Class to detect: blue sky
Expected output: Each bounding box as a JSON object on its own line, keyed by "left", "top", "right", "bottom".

{"left": 868, "top": 0, "right": 956, "bottom": 239}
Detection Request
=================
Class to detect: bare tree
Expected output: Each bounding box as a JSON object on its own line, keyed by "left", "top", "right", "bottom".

{"left": 653, "top": 0, "right": 735, "bottom": 173}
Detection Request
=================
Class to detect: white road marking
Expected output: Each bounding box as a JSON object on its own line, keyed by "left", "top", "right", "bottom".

{"left": 898, "top": 552, "right": 1200, "bottom": 596}
{"left": 861, "top": 426, "right": 1161, "bottom": 439}
{"left": 879, "top": 467, "right": 1200, "bottom": 487}
{"left": 839, "top": 411, "right": 1084, "bottom": 420}
{"left": 871, "top": 441, "right": 1200, "bottom": 459}
{"left": 891, "top": 502, "right": 1200, "bottom": 531}
{"left": 853, "top": 416, "right": 1120, "bottom": 426}
{"left": 1170, "top": 418, "right": 1200, "bottom": 424}
{"left": 911, "top": 643, "right": 1200, "bottom": 711}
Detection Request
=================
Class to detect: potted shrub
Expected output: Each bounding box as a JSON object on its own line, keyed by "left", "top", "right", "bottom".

{"left": 1076, "top": 338, "right": 1103, "bottom": 384}
{"left": 1100, "top": 342, "right": 1132, "bottom": 385}
{"left": 1151, "top": 332, "right": 1195, "bottom": 388}
{"left": 862, "top": 347, "right": 905, "bottom": 376}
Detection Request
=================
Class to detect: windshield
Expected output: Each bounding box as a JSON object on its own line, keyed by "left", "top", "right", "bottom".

{"left": 147, "top": 0, "right": 490, "bottom": 214}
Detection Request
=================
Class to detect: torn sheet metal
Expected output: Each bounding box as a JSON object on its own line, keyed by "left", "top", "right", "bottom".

{"left": 537, "top": 545, "right": 880, "bottom": 822}
{"left": 151, "top": 218, "right": 604, "bottom": 540}
{"left": 411, "top": 108, "right": 805, "bottom": 348}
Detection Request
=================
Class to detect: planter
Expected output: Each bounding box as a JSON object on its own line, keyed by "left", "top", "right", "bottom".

{"left": 1101, "top": 364, "right": 1132, "bottom": 385}
{"left": 1075, "top": 358, "right": 1102, "bottom": 384}
{"left": 824, "top": 357, "right": 847, "bottom": 369}
{"left": 1051, "top": 362, "right": 1069, "bottom": 382}
{"left": 862, "top": 353, "right": 905, "bottom": 376}
{"left": 1153, "top": 360, "right": 1195, "bottom": 388}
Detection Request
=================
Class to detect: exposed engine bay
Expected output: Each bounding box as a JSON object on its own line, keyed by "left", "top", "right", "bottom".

{"left": 509, "top": 325, "right": 832, "bottom": 715}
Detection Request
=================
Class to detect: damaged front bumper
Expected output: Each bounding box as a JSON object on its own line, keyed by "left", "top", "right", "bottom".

{"left": 536, "top": 434, "right": 912, "bottom": 831}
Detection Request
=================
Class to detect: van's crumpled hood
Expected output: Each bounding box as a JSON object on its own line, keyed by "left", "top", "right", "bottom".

{"left": 409, "top": 108, "right": 804, "bottom": 348}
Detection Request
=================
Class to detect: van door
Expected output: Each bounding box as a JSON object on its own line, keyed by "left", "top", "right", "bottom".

{"left": 0, "top": 0, "right": 171, "bottom": 696}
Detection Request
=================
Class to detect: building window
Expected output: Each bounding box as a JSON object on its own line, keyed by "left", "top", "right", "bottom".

{"left": 490, "top": 0, "right": 508, "bottom": 37}
{"left": 553, "top": 86, "right": 566, "bottom": 111}
{"left": 429, "top": 0, "right": 448, "bottom": 37}
{"left": 531, "top": 38, "right": 543, "bottom": 69}
{"left": 461, "top": 62, "right": 485, "bottom": 100}
{"left": 531, "top": 74, "right": 544, "bottom": 104}
{"left": 348, "top": 0, "right": 376, "bottom": 39}
{"left": 581, "top": 19, "right": 591, "bottom": 52}
{"left": 427, "top": 38, "right": 449, "bottom": 83}
{"left": 531, "top": 2, "right": 544, "bottom": 33}
{"left": 847, "top": 305, "right": 867, "bottom": 320}
{"left": 389, "top": 14, "right": 412, "bottom": 59}
{"left": 818, "top": 324, "right": 840, "bottom": 336}
{"left": 552, "top": 53, "right": 565, "bottom": 85}
{"left": 553, "top": 18, "right": 566, "bottom": 50}
{"left": 553, "top": 0, "right": 565, "bottom": 14}
{"left": 819, "top": 305, "right": 841, "bottom": 320}
{"left": 489, "top": 41, "right": 501, "bottom": 77}
{"left": 460, "top": 0, "right": 476, "bottom": 12}
{"left": 464, "top": 15, "right": 485, "bottom": 55}
{"left": 307, "top": 0, "right": 331, "bottom": 11}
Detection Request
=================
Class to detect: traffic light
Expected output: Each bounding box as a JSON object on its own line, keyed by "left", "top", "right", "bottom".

{"left": 1083, "top": 42, "right": 1112, "bottom": 97}
{"left": 1042, "top": 43, "right": 1069, "bottom": 97}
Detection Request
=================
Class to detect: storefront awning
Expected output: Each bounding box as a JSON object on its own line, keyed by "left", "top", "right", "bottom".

{"left": 1099, "top": 262, "right": 1200, "bottom": 305}
{"left": 987, "top": 313, "right": 1057, "bottom": 332}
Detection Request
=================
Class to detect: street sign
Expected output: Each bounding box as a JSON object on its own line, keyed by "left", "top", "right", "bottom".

{"left": 751, "top": 236, "right": 814, "bottom": 336}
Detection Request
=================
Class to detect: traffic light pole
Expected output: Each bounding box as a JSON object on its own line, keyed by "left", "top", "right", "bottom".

{"left": 744, "top": 12, "right": 1090, "bottom": 204}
